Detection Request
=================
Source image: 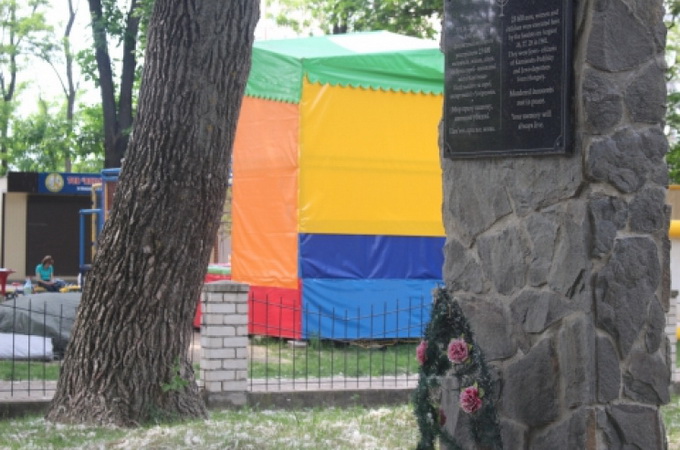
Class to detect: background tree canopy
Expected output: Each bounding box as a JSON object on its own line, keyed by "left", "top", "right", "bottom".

{"left": 666, "top": 0, "right": 680, "bottom": 183}
{"left": 5, "top": 0, "right": 680, "bottom": 181}
{"left": 270, "top": 0, "right": 443, "bottom": 38}
{"left": 0, "top": 0, "right": 106, "bottom": 175}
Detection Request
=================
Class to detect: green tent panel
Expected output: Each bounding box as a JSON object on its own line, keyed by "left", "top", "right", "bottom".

{"left": 245, "top": 31, "right": 445, "bottom": 103}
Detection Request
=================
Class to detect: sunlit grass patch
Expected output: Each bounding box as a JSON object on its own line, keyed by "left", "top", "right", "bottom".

{"left": 2, "top": 395, "right": 677, "bottom": 448}
{"left": 0, "top": 361, "right": 61, "bottom": 381}
{"left": 0, "top": 404, "right": 419, "bottom": 449}
{"left": 663, "top": 395, "right": 680, "bottom": 448}
{"left": 250, "top": 337, "right": 420, "bottom": 380}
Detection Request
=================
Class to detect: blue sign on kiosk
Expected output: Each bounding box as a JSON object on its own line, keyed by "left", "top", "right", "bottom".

{"left": 38, "top": 172, "right": 102, "bottom": 195}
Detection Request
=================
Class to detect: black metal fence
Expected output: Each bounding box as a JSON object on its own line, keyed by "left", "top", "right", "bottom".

{"left": 0, "top": 295, "right": 69, "bottom": 399}
{"left": 0, "top": 291, "right": 430, "bottom": 398}
{"left": 0, "top": 295, "right": 201, "bottom": 400}
{"left": 247, "top": 294, "right": 430, "bottom": 392}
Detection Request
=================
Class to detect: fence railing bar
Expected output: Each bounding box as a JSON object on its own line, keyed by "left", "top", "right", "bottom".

{"left": 10, "top": 296, "right": 18, "bottom": 396}
{"left": 382, "top": 301, "right": 387, "bottom": 388}
{"left": 355, "top": 306, "right": 360, "bottom": 387}
{"left": 316, "top": 306, "right": 322, "bottom": 389}
{"left": 292, "top": 296, "right": 298, "bottom": 389}
{"left": 331, "top": 306, "right": 336, "bottom": 389}
{"left": 394, "top": 298, "right": 400, "bottom": 385}
{"left": 38, "top": 304, "right": 47, "bottom": 394}
{"left": 369, "top": 304, "right": 374, "bottom": 389}
{"left": 304, "top": 304, "right": 310, "bottom": 391}
{"left": 277, "top": 295, "right": 283, "bottom": 392}
{"left": 264, "top": 294, "right": 270, "bottom": 391}
{"left": 344, "top": 309, "right": 349, "bottom": 390}
{"left": 248, "top": 294, "right": 254, "bottom": 392}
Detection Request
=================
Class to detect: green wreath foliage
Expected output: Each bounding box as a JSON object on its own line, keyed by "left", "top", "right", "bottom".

{"left": 413, "top": 287, "right": 503, "bottom": 450}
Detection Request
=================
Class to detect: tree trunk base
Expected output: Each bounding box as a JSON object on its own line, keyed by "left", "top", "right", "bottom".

{"left": 46, "top": 361, "right": 207, "bottom": 427}
{"left": 46, "top": 384, "right": 207, "bottom": 427}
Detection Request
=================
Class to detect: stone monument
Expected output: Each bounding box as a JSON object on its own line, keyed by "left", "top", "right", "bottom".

{"left": 441, "top": 0, "right": 670, "bottom": 447}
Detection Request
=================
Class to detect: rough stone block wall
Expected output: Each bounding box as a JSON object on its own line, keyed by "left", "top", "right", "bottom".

{"left": 200, "top": 281, "right": 249, "bottom": 407}
{"left": 440, "top": 0, "right": 671, "bottom": 447}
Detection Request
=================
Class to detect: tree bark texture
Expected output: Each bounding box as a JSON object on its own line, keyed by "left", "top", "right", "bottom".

{"left": 46, "top": 0, "right": 259, "bottom": 426}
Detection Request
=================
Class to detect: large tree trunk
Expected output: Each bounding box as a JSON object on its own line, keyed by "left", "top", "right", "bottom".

{"left": 46, "top": 0, "right": 259, "bottom": 426}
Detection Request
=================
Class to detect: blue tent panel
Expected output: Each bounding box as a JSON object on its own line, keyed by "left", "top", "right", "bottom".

{"left": 301, "top": 278, "right": 437, "bottom": 339}
{"left": 299, "top": 234, "right": 445, "bottom": 279}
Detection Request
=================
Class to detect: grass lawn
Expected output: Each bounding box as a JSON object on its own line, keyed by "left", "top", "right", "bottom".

{"left": 0, "top": 404, "right": 419, "bottom": 449}
{"left": 1, "top": 338, "right": 420, "bottom": 382}
{"left": 0, "top": 361, "right": 60, "bottom": 381}
{"left": 0, "top": 398, "right": 678, "bottom": 448}
{"left": 250, "top": 337, "right": 420, "bottom": 380}
{"left": 664, "top": 396, "right": 680, "bottom": 448}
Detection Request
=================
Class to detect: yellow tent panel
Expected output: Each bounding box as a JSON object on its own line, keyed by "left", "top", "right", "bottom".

{"left": 298, "top": 80, "right": 444, "bottom": 236}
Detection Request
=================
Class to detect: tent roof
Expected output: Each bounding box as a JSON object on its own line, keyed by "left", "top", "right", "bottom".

{"left": 245, "top": 31, "right": 444, "bottom": 103}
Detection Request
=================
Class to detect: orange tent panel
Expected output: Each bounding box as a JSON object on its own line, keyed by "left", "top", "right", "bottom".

{"left": 231, "top": 97, "right": 299, "bottom": 288}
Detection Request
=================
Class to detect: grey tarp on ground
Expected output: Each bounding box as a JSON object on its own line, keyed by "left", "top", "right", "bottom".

{"left": 0, "top": 293, "right": 80, "bottom": 358}
{"left": 0, "top": 332, "right": 54, "bottom": 360}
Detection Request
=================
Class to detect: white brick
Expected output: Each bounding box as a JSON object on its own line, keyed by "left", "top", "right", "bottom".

{"left": 206, "top": 348, "right": 236, "bottom": 359}
{"left": 204, "top": 370, "right": 237, "bottom": 382}
{"left": 223, "top": 380, "right": 248, "bottom": 391}
{"left": 210, "top": 326, "right": 237, "bottom": 337}
{"left": 200, "top": 358, "right": 211, "bottom": 368}
{"left": 222, "top": 359, "right": 248, "bottom": 370}
{"left": 204, "top": 381, "right": 223, "bottom": 392}
{"left": 200, "top": 336, "right": 224, "bottom": 348}
{"left": 206, "top": 292, "right": 226, "bottom": 303}
{"left": 223, "top": 315, "right": 248, "bottom": 325}
{"left": 236, "top": 304, "right": 249, "bottom": 314}
{"left": 234, "top": 370, "right": 247, "bottom": 381}
{"left": 208, "top": 303, "right": 237, "bottom": 314}
{"left": 201, "top": 359, "right": 223, "bottom": 370}
{"left": 234, "top": 292, "right": 249, "bottom": 303}
{"left": 236, "top": 326, "right": 249, "bottom": 336}
{"left": 222, "top": 337, "right": 248, "bottom": 348}
{"left": 204, "top": 315, "right": 227, "bottom": 325}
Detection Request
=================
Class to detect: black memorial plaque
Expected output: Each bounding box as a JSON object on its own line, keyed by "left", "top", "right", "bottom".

{"left": 444, "top": 0, "right": 573, "bottom": 158}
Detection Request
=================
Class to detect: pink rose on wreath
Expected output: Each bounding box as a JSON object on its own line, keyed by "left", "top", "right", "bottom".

{"left": 447, "top": 338, "right": 470, "bottom": 364}
{"left": 460, "top": 385, "right": 483, "bottom": 414}
{"left": 416, "top": 340, "right": 428, "bottom": 365}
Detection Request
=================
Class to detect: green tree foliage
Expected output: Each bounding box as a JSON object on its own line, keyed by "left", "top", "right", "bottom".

{"left": 0, "top": 0, "right": 53, "bottom": 174}
{"left": 36, "top": 0, "right": 81, "bottom": 171}
{"left": 0, "top": 0, "right": 105, "bottom": 175}
{"left": 270, "top": 0, "right": 443, "bottom": 38}
{"left": 8, "top": 100, "right": 104, "bottom": 172}
{"left": 667, "top": 0, "right": 680, "bottom": 183}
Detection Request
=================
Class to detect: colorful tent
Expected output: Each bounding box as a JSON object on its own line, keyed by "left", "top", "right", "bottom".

{"left": 231, "top": 31, "right": 445, "bottom": 339}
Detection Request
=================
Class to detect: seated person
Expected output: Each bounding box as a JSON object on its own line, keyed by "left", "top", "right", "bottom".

{"left": 35, "top": 255, "right": 65, "bottom": 292}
